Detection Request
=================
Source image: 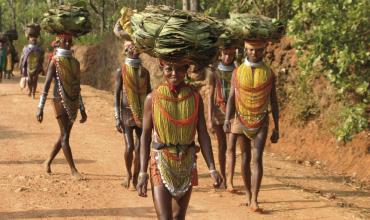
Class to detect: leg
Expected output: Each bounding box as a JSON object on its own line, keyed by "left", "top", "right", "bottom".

{"left": 239, "top": 135, "right": 252, "bottom": 205}
{"left": 58, "top": 116, "right": 81, "bottom": 179}
{"left": 27, "top": 75, "right": 32, "bottom": 96}
{"left": 250, "top": 126, "right": 268, "bottom": 211}
{"left": 172, "top": 187, "right": 193, "bottom": 220}
{"left": 44, "top": 136, "right": 62, "bottom": 174}
{"left": 32, "top": 74, "right": 39, "bottom": 99}
{"left": 214, "top": 125, "right": 227, "bottom": 187}
{"left": 152, "top": 184, "right": 173, "bottom": 220}
{"left": 226, "top": 133, "right": 238, "bottom": 192}
{"left": 121, "top": 126, "right": 136, "bottom": 188}
{"left": 132, "top": 127, "right": 142, "bottom": 187}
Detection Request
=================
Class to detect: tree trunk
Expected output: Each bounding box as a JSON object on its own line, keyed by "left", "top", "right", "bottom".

{"left": 0, "top": 6, "right": 2, "bottom": 32}
{"left": 276, "top": 0, "right": 281, "bottom": 19}
{"left": 89, "top": 0, "right": 106, "bottom": 35}
{"left": 190, "top": 0, "right": 198, "bottom": 11}
{"left": 182, "top": 0, "right": 189, "bottom": 11}
{"left": 6, "top": 0, "right": 17, "bottom": 29}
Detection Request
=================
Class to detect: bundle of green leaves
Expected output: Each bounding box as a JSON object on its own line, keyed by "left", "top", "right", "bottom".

{"left": 130, "top": 5, "right": 224, "bottom": 65}
{"left": 225, "top": 13, "right": 284, "bottom": 41}
{"left": 5, "top": 29, "right": 18, "bottom": 41}
{"left": 25, "top": 23, "right": 41, "bottom": 38}
{"left": 41, "top": 2, "right": 92, "bottom": 37}
{"left": 0, "top": 33, "right": 8, "bottom": 43}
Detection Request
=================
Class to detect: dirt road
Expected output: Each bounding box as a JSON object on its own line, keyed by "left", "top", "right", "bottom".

{"left": 0, "top": 76, "right": 368, "bottom": 220}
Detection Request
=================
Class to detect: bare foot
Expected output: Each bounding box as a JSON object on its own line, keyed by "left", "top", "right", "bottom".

{"left": 250, "top": 201, "right": 263, "bottom": 213}
{"left": 121, "top": 176, "right": 131, "bottom": 189}
{"left": 71, "top": 170, "right": 84, "bottom": 181}
{"left": 43, "top": 161, "right": 52, "bottom": 175}
{"left": 226, "top": 185, "right": 237, "bottom": 193}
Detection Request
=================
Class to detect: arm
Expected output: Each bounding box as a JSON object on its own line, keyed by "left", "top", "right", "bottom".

{"left": 39, "top": 48, "right": 45, "bottom": 75}
{"left": 207, "top": 72, "right": 215, "bottom": 128}
{"left": 137, "top": 94, "right": 153, "bottom": 197}
{"left": 113, "top": 21, "right": 131, "bottom": 41}
{"left": 79, "top": 95, "right": 87, "bottom": 123}
{"left": 197, "top": 96, "right": 222, "bottom": 187}
{"left": 270, "top": 77, "right": 279, "bottom": 143}
{"left": 36, "top": 60, "right": 56, "bottom": 123}
{"left": 146, "top": 69, "right": 152, "bottom": 94}
{"left": 114, "top": 69, "right": 123, "bottom": 133}
{"left": 223, "top": 83, "right": 236, "bottom": 133}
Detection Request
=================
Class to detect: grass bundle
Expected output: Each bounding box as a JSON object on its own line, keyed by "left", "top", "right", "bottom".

{"left": 41, "top": 2, "right": 92, "bottom": 37}
{"left": 225, "top": 13, "right": 284, "bottom": 41}
{"left": 128, "top": 5, "right": 224, "bottom": 65}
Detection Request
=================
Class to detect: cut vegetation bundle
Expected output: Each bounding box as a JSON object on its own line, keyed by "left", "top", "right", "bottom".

{"left": 41, "top": 2, "right": 92, "bottom": 36}
{"left": 120, "top": 5, "right": 225, "bottom": 65}
{"left": 25, "top": 23, "right": 41, "bottom": 37}
{"left": 225, "top": 13, "right": 285, "bottom": 41}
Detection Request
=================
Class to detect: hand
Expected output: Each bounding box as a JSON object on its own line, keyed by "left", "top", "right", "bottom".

{"left": 270, "top": 129, "right": 279, "bottom": 143}
{"left": 223, "top": 120, "right": 231, "bottom": 133}
{"left": 210, "top": 170, "right": 222, "bottom": 188}
{"left": 80, "top": 110, "right": 87, "bottom": 123}
{"left": 36, "top": 108, "right": 43, "bottom": 123}
{"left": 136, "top": 172, "right": 149, "bottom": 197}
{"left": 116, "top": 118, "right": 123, "bottom": 133}
{"left": 207, "top": 119, "right": 214, "bottom": 132}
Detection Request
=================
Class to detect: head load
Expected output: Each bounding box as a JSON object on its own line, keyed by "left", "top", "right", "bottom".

{"left": 116, "top": 5, "right": 225, "bottom": 67}
{"left": 41, "top": 1, "right": 92, "bottom": 37}
{"left": 25, "top": 23, "right": 41, "bottom": 38}
{"left": 0, "top": 33, "right": 8, "bottom": 43}
{"left": 225, "top": 13, "right": 284, "bottom": 49}
{"left": 5, "top": 29, "right": 18, "bottom": 41}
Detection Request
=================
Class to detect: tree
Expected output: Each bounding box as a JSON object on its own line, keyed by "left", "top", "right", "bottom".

{"left": 6, "top": 0, "right": 16, "bottom": 29}
{"left": 190, "top": 0, "right": 198, "bottom": 11}
{"left": 89, "top": 0, "right": 106, "bottom": 35}
{"left": 182, "top": 0, "right": 189, "bottom": 10}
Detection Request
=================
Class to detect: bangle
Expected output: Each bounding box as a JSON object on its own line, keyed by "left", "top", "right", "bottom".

{"left": 138, "top": 172, "right": 149, "bottom": 178}
{"left": 38, "top": 93, "right": 48, "bottom": 109}
{"left": 209, "top": 169, "right": 217, "bottom": 174}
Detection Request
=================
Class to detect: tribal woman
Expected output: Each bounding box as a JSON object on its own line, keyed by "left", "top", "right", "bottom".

{"left": 20, "top": 25, "right": 44, "bottom": 98}
{"left": 36, "top": 34, "right": 87, "bottom": 180}
{"left": 114, "top": 40, "right": 151, "bottom": 188}
{"left": 137, "top": 59, "right": 222, "bottom": 220}
{"left": 208, "top": 46, "right": 237, "bottom": 190}
{"left": 224, "top": 39, "right": 280, "bottom": 212}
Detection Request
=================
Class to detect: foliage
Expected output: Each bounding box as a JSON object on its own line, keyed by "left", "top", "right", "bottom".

{"left": 335, "top": 103, "right": 368, "bottom": 142}
{"left": 287, "top": 68, "right": 320, "bottom": 126}
{"left": 288, "top": 0, "right": 369, "bottom": 141}
{"left": 201, "top": 0, "right": 294, "bottom": 20}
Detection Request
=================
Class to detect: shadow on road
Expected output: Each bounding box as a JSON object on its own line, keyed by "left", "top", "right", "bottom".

{"left": 0, "top": 207, "right": 155, "bottom": 219}
{"left": 0, "top": 158, "right": 96, "bottom": 165}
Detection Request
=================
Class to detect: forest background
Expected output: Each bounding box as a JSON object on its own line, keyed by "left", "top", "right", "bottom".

{"left": 0, "top": 0, "right": 368, "bottom": 143}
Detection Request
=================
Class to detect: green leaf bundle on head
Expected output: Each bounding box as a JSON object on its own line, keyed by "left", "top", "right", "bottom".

{"left": 25, "top": 23, "right": 41, "bottom": 38}
{"left": 225, "top": 13, "right": 285, "bottom": 41}
{"left": 41, "top": 1, "right": 92, "bottom": 37}
{"left": 5, "top": 29, "right": 18, "bottom": 41}
{"left": 128, "top": 5, "right": 225, "bottom": 66}
{"left": 218, "top": 29, "right": 243, "bottom": 49}
{"left": 0, "top": 33, "right": 8, "bottom": 43}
